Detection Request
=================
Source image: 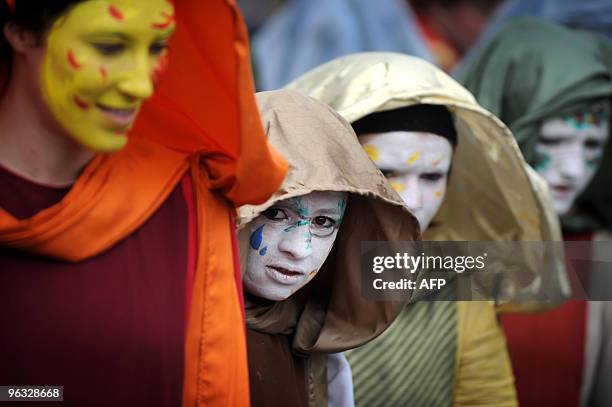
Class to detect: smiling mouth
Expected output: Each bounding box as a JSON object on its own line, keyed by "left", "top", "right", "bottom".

{"left": 266, "top": 265, "right": 305, "bottom": 285}
{"left": 96, "top": 104, "right": 138, "bottom": 128}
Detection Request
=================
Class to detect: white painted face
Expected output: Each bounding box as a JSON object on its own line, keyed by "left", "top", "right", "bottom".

{"left": 360, "top": 131, "right": 453, "bottom": 231}
{"left": 244, "top": 191, "right": 348, "bottom": 301}
{"left": 535, "top": 101, "right": 610, "bottom": 216}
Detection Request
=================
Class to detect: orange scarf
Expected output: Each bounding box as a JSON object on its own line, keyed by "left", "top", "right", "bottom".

{"left": 0, "top": 1, "right": 287, "bottom": 405}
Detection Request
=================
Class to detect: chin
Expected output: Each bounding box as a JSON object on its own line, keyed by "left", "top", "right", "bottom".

{"left": 244, "top": 282, "right": 291, "bottom": 302}
{"left": 267, "top": 292, "right": 291, "bottom": 301}
{"left": 77, "top": 132, "right": 129, "bottom": 153}
{"left": 554, "top": 202, "right": 573, "bottom": 217}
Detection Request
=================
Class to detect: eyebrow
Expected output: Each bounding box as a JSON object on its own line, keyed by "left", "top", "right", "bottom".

{"left": 273, "top": 203, "right": 341, "bottom": 217}
{"left": 540, "top": 127, "right": 584, "bottom": 139}
{"left": 586, "top": 133, "right": 610, "bottom": 141}
{"left": 271, "top": 203, "right": 299, "bottom": 212}
{"left": 154, "top": 25, "right": 176, "bottom": 40}
{"left": 312, "top": 208, "right": 341, "bottom": 216}
{"left": 541, "top": 127, "right": 609, "bottom": 140}
{"left": 85, "top": 28, "right": 175, "bottom": 41}
{"left": 86, "top": 31, "right": 130, "bottom": 40}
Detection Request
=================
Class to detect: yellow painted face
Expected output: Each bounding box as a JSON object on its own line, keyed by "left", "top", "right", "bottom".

{"left": 41, "top": 0, "right": 176, "bottom": 152}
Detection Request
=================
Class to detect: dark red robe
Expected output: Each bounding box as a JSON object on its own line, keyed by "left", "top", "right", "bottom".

{"left": 0, "top": 166, "right": 191, "bottom": 407}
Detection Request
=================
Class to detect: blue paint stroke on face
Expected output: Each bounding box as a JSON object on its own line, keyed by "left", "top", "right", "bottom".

{"left": 250, "top": 225, "right": 264, "bottom": 250}
{"left": 259, "top": 246, "right": 268, "bottom": 256}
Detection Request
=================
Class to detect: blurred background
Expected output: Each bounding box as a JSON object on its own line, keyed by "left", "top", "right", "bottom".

{"left": 237, "top": 0, "right": 612, "bottom": 90}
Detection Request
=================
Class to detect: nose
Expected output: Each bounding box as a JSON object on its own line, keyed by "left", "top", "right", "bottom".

{"left": 559, "top": 146, "right": 587, "bottom": 181}
{"left": 116, "top": 55, "right": 155, "bottom": 101}
{"left": 400, "top": 177, "right": 423, "bottom": 214}
{"left": 278, "top": 226, "right": 313, "bottom": 260}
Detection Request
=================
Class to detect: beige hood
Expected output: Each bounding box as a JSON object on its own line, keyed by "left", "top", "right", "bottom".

{"left": 238, "top": 89, "right": 421, "bottom": 352}
{"left": 287, "top": 52, "right": 568, "bottom": 306}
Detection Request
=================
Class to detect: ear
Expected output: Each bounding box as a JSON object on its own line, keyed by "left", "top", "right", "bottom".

{"left": 3, "top": 22, "right": 40, "bottom": 55}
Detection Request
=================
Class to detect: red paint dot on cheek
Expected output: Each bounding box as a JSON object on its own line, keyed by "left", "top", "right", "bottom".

{"left": 73, "top": 95, "right": 91, "bottom": 110}
{"left": 67, "top": 50, "right": 82, "bottom": 69}
{"left": 99, "top": 67, "right": 108, "bottom": 82}
{"left": 108, "top": 5, "right": 124, "bottom": 21}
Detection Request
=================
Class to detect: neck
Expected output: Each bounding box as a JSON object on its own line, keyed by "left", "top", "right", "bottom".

{"left": 0, "top": 67, "right": 95, "bottom": 187}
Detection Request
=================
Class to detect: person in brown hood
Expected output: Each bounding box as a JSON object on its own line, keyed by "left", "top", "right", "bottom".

{"left": 237, "top": 89, "right": 422, "bottom": 407}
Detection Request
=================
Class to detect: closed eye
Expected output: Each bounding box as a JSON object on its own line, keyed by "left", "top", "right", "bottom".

{"left": 91, "top": 42, "right": 125, "bottom": 56}
{"left": 149, "top": 41, "right": 169, "bottom": 56}
{"left": 263, "top": 208, "right": 289, "bottom": 221}
{"left": 584, "top": 138, "right": 605, "bottom": 150}
{"left": 538, "top": 137, "right": 565, "bottom": 146}
{"left": 420, "top": 172, "right": 444, "bottom": 182}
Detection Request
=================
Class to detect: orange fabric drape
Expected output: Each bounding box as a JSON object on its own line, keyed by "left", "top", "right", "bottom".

{"left": 0, "top": 0, "right": 287, "bottom": 406}
{"left": 133, "top": 0, "right": 287, "bottom": 207}
{"left": 0, "top": 139, "right": 188, "bottom": 258}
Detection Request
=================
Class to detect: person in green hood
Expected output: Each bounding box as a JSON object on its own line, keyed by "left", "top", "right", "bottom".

{"left": 461, "top": 18, "right": 612, "bottom": 407}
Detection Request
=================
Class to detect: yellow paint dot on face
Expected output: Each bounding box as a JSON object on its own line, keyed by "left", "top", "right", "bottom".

{"left": 434, "top": 191, "right": 442, "bottom": 198}
{"left": 363, "top": 144, "right": 379, "bottom": 162}
{"left": 407, "top": 151, "right": 421, "bottom": 165}
{"left": 391, "top": 182, "right": 407, "bottom": 192}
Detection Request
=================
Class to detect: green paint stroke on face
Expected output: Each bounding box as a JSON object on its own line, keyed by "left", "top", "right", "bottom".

{"left": 283, "top": 219, "right": 309, "bottom": 233}
{"left": 288, "top": 197, "right": 309, "bottom": 217}
{"left": 565, "top": 116, "right": 589, "bottom": 131}
{"left": 535, "top": 151, "right": 552, "bottom": 171}
{"left": 337, "top": 198, "right": 347, "bottom": 223}
{"left": 304, "top": 231, "right": 313, "bottom": 251}
{"left": 586, "top": 156, "right": 602, "bottom": 170}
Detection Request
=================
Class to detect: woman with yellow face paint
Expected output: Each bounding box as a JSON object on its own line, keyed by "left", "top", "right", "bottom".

{"left": 39, "top": 0, "right": 177, "bottom": 152}
{"left": 0, "top": 1, "right": 286, "bottom": 406}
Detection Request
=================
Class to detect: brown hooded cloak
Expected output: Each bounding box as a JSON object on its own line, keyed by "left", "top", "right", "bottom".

{"left": 238, "top": 89, "right": 422, "bottom": 407}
